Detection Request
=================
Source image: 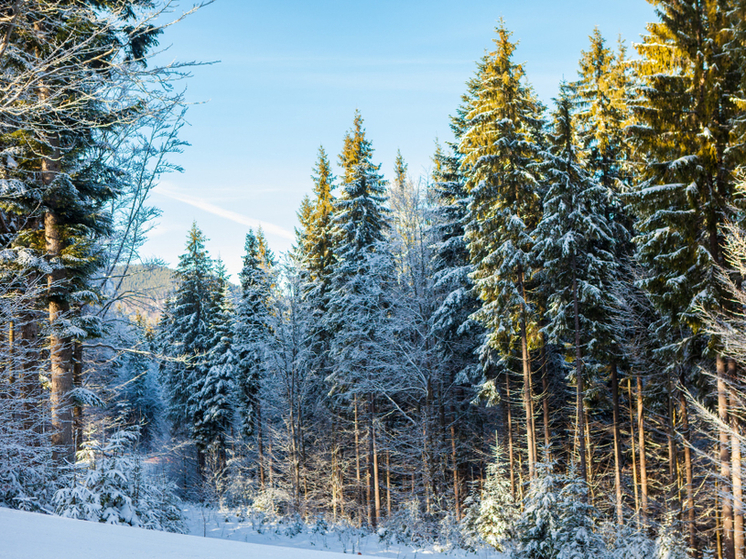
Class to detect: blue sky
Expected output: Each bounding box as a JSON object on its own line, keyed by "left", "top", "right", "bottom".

{"left": 141, "top": 0, "right": 656, "bottom": 278}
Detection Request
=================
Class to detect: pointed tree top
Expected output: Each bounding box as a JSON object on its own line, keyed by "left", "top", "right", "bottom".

{"left": 393, "top": 149, "right": 408, "bottom": 190}
{"left": 339, "top": 110, "right": 374, "bottom": 184}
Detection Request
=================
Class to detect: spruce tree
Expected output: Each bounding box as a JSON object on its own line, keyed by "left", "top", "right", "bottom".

{"left": 118, "top": 316, "right": 162, "bottom": 450}
{"left": 533, "top": 87, "right": 617, "bottom": 483}
{"left": 0, "top": 0, "right": 162, "bottom": 463}
{"left": 393, "top": 149, "right": 408, "bottom": 191}
{"left": 430, "top": 141, "right": 483, "bottom": 518}
{"left": 553, "top": 469, "right": 606, "bottom": 559}
{"left": 630, "top": 2, "right": 746, "bottom": 551}
{"left": 513, "top": 459, "right": 563, "bottom": 559}
{"left": 157, "top": 222, "right": 216, "bottom": 469}
{"left": 475, "top": 445, "right": 517, "bottom": 551}
{"left": 191, "top": 260, "right": 235, "bottom": 471}
{"left": 232, "top": 229, "right": 274, "bottom": 484}
{"left": 299, "top": 146, "right": 337, "bottom": 338}
{"left": 430, "top": 141, "right": 482, "bottom": 384}
{"left": 459, "top": 21, "right": 545, "bottom": 479}
{"left": 326, "top": 112, "right": 393, "bottom": 527}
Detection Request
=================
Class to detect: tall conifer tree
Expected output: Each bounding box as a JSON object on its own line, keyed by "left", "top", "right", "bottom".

{"left": 232, "top": 229, "right": 274, "bottom": 485}
{"left": 327, "top": 112, "right": 393, "bottom": 527}
{"left": 459, "top": 22, "right": 545, "bottom": 479}
{"left": 158, "top": 222, "right": 216, "bottom": 470}
{"left": 630, "top": 2, "right": 746, "bottom": 551}
{"left": 533, "top": 88, "right": 617, "bottom": 484}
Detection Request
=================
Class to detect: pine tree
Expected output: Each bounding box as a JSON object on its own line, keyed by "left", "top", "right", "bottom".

{"left": 571, "top": 29, "right": 638, "bottom": 523}
{"left": 0, "top": 0, "right": 163, "bottom": 463}
{"left": 327, "top": 112, "right": 393, "bottom": 527}
{"left": 191, "top": 260, "right": 235, "bottom": 471}
{"left": 553, "top": 469, "right": 606, "bottom": 559}
{"left": 157, "top": 222, "right": 216, "bottom": 469}
{"left": 118, "top": 316, "right": 162, "bottom": 450}
{"left": 393, "top": 149, "right": 408, "bottom": 191}
{"left": 630, "top": 3, "right": 746, "bottom": 552}
{"left": 513, "top": 458, "right": 563, "bottom": 559}
{"left": 53, "top": 428, "right": 185, "bottom": 533}
{"left": 459, "top": 21, "right": 545, "bottom": 479}
{"left": 297, "top": 147, "right": 337, "bottom": 379}
{"left": 533, "top": 87, "right": 617, "bottom": 483}
{"left": 232, "top": 229, "right": 274, "bottom": 485}
{"left": 430, "top": 141, "right": 483, "bottom": 518}
{"left": 475, "top": 445, "right": 517, "bottom": 551}
{"left": 574, "top": 28, "right": 634, "bottom": 202}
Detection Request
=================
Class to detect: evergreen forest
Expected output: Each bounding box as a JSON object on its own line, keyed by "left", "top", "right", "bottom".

{"left": 4, "top": 1, "right": 746, "bottom": 558}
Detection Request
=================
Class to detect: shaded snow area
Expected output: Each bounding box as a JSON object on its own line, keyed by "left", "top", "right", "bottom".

{"left": 0, "top": 507, "right": 381, "bottom": 559}
{"left": 182, "top": 506, "right": 501, "bottom": 559}
{"left": 0, "top": 506, "right": 502, "bottom": 559}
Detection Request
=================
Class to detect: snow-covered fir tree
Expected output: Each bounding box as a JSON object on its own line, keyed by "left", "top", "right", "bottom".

{"left": 157, "top": 222, "right": 218, "bottom": 470}
{"left": 459, "top": 21, "right": 545, "bottom": 479}
{"left": 513, "top": 458, "right": 563, "bottom": 559}
{"left": 326, "top": 112, "right": 395, "bottom": 527}
{"left": 473, "top": 444, "right": 517, "bottom": 551}
{"left": 532, "top": 87, "right": 617, "bottom": 482}
{"left": 429, "top": 140, "right": 483, "bottom": 520}
{"left": 191, "top": 260, "right": 235, "bottom": 471}
{"left": 117, "top": 315, "right": 162, "bottom": 450}
{"left": 53, "top": 429, "right": 184, "bottom": 533}
{"left": 232, "top": 229, "right": 275, "bottom": 485}
{"left": 553, "top": 467, "right": 606, "bottom": 559}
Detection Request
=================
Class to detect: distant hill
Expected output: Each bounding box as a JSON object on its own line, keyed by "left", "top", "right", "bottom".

{"left": 108, "top": 264, "right": 176, "bottom": 324}
{"left": 107, "top": 264, "right": 239, "bottom": 325}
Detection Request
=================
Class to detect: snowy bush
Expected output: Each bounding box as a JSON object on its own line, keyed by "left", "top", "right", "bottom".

{"left": 380, "top": 498, "right": 432, "bottom": 546}
{"left": 250, "top": 486, "right": 293, "bottom": 517}
{"left": 476, "top": 444, "right": 517, "bottom": 551}
{"left": 0, "top": 460, "right": 57, "bottom": 513}
{"left": 53, "top": 429, "right": 185, "bottom": 533}
{"left": 513, "top": 461, "right": 606, "bottom": 559}
{"left": 513, "top": 459, "right": 563, "bottom": 559}
{"left": 609, "top": 524, "right": 654, "bottom": 559}
{"left": 654, "top": 516, "right": 689, "bottom": 559}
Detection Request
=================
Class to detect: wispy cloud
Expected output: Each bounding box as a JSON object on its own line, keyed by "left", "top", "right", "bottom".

{"left": 156, "top": 185, "right": 295, "bottom": 241}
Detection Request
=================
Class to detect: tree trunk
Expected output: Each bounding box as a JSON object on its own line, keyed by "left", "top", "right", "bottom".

{"left": 518, "top": 268, "right": 536, "bottom": 479}
{"left": 256, "top": 400, "right": 265, "bottom": 488}
{"left": 719, "top": 355, "right": 734, "bottom": 559}
{"left": 370, "top": 397, "right": 380, "bottom": 527}
{"left": 73, "top": 340, "right": 83, "bottom": 454}
{"left": 505, "top": 372, "right": 516, "bottom": 500}
{"left": 541, "top": 341, "right": 551, "bottom": 456}
{"left": 354, "top": 396, "right": 361, "bottom": 485}
{"left": 19, "top": 309, "right": 41, "bottom": 434}
{"left": 628, "top": 378, "right": 640, "bottom": 527}
{"left": 332, "top": 416, "right": 338, "bottom": 522}
{"left": 611, "top": 363, "right": 623, "bottom": 524}
{"left": 571, "top": 269, "right": 587, "bottom": 484}
{"left": 730, "top": 359, "right": 743, "bottom": 559}
{"left": 267, "top": 430, "right": 274, "bottom": 488}
{"left": 451, "top": 423, "right": 460, "bottom": 521}
{"left": 386, "top": 451, "right": 391, "bottom": 518}
{"left": 665, "top": 372, "right": 679, "bottom": 509}
{"left": 680, "top": 391, "right": 695, "bottom": 550}
{"left": 46, "top": 209, "right": 74, "bottom": 465}
{"left": 637, "top": 373, "right": 649, "bottom": 522}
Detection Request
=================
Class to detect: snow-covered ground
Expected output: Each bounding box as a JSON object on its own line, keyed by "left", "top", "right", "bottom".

{"left": 0, "top": 506, "right": 500, "bottom": 559}
{"left": 0, "top": 507, "right": 382, "bottom": 559}
{"left": 182, "top": 505, "right": 498, "bottom": 559}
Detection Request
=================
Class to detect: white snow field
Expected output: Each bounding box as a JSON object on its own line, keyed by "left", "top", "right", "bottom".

{"left": 181, "top": 505, "right": 496, "bottom": 559}
{"left": 0, "top": 507, "right": 383, "bottom": 559}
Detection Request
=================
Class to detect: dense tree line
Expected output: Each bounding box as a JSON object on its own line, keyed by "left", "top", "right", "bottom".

{"left": 150, "top": 4, "right": 746, "bottom": 555}
{"left": 5, "top": 0, "right": 746, "bottom": 555}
